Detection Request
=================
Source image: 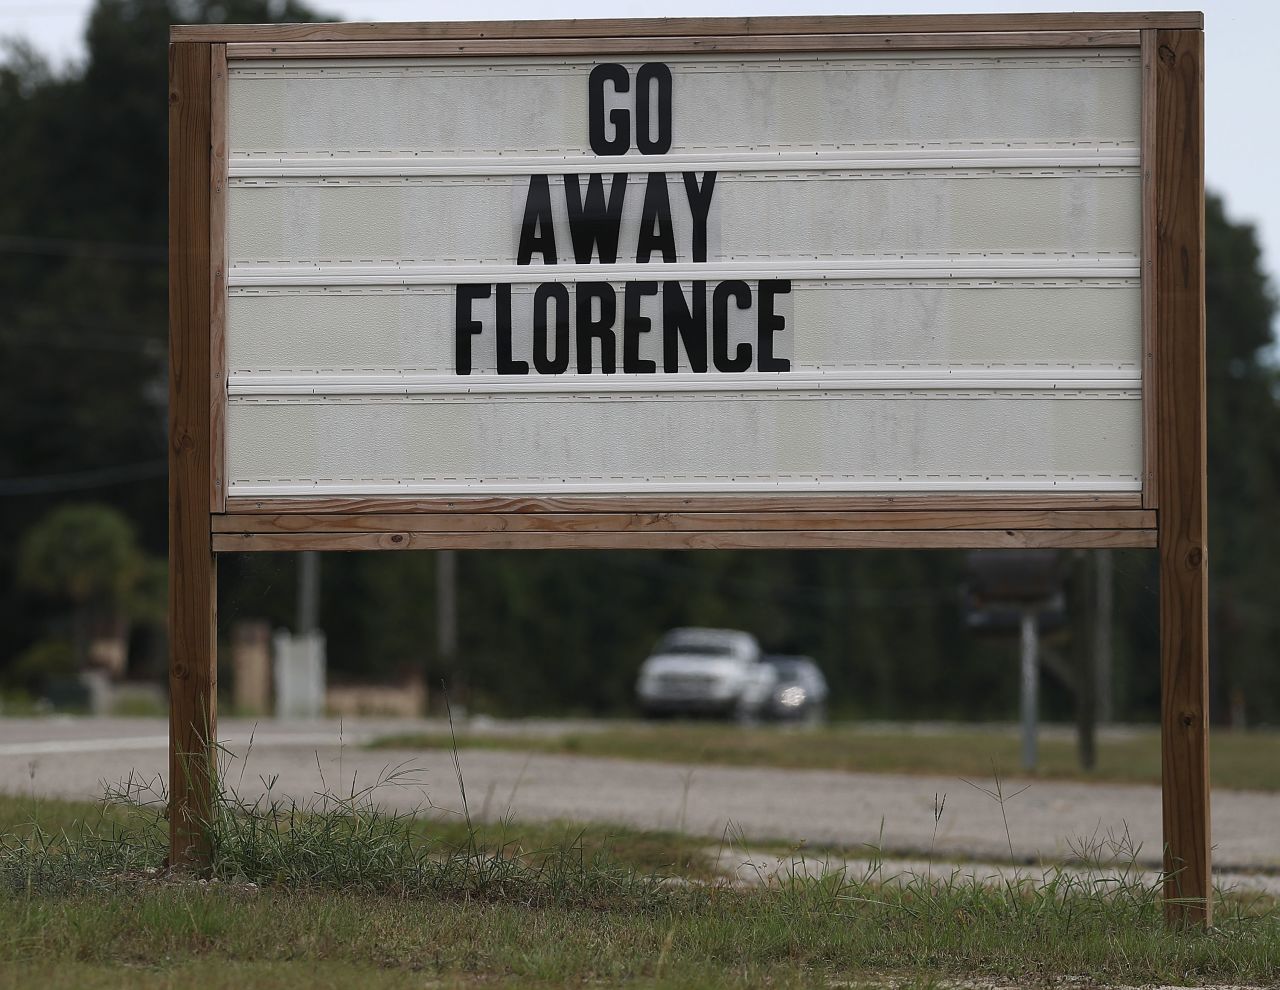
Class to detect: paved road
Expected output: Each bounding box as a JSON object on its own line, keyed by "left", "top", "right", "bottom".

{"left": 2, "top": 716, "right": 1277, "bottom": 871}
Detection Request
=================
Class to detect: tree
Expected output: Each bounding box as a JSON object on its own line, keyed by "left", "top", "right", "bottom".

{"left": 0, "top": 0, "right": 331, "bottom": 673}
{"left": 16, "top": 503, "right": 160, "bottom": 670}
{"left": 1202, "top": 194, "right": 1280, "bottom": 724}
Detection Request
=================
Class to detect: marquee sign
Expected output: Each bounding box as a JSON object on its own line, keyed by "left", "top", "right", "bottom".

{"left": 168, "top": 12, "right": 1207, "bottom": 923}
{"left": 220, "top": 39, "right": 1148, "bottom": 501}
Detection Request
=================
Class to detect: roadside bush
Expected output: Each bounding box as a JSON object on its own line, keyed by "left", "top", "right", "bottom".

{"left": 3, "top": 638, "right": 76, "bottom": 695}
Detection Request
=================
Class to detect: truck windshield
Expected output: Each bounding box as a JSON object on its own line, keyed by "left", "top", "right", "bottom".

{"left": 657, "top": 641, "right": 735, "bottom": 657}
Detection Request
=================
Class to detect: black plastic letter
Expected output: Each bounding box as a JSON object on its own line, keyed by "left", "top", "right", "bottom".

{"left": 565, "top": 173, "right": 627, "bottom": 264}
{"left": 662, "top": 281, "right": 707, "bottom": 373}
{"left": 635, "top": 63, "right": 673, "bottom": 155}
{"left": 533, "top": 283, "right": 571, "bottom": 375}
{"left": 712, "top": 280, "right": 753, "bottom": 372}
{"left": 588, "top": 63, "right": 630, "bottom": 156}
{"left": 455, "top": 283, "right": 491, "bottom": 376}
{"left": 495, "top": 283, "right": 528, "bottom": 375}
{"left": 576, "top": 283, "right": 617, "bottom": 374}
{"left": 636, "top": 173, "right": 676, "bottom": 264}
{"left": 682, "top": 172, "right": 716, "bottom": 263}
{"left": 517, "top": 174, "right": 557, "bottom": 265}
{"left": 623, "top": 281, "right": 658, "bottom": 374}
{"left": 756, "top": 280, "right": 791, "bottom": 372}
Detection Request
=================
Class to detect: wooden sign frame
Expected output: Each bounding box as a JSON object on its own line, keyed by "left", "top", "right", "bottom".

{"left": 168, "top": 12, "right": 1207, "bottom": 924}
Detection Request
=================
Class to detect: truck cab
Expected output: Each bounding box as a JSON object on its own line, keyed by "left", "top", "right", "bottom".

{"left": 635, "top": 628, "right": 775, "bottom": 720}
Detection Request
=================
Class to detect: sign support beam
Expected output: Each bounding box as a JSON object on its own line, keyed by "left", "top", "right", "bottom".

{"left": 1151, "top": 27, "right": 1210, "bottom": 928}
{"left": 168, "top": 40, "right": 218, "bottom": 871}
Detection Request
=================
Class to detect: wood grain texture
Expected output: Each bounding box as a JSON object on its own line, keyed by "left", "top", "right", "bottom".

{"left": 1141, "top": 30, "right": 1159, "bottom": 510}
{"left": 168, "top": 42, "right": 217, "bottom": 870}
{"left": 209, "top": 43, "right": 227, "bottom": 515}
{"left": 1153, "top": 28, "right": 1209, "bottom": 928}
{"left": 173, "top": 12, "right": 1202, "bottom": 44}
{"left": 212, "top": 510, "right": 1155, "bottom": 534}
{"left": 224, "top": 493, "right": 1144, "bottom": 516}
{"left": 212, "top": 529, "right": 1156, "bottom": 552}
{"left": 227, "top": 31, "right": 1139, "bottom": 59}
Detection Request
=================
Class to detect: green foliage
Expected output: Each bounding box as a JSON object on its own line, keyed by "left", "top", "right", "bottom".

{"left": 13, "top": 502, "right": 164, "bottom": 677}
{"left": 3, "top": 639, "right": 77, "bottom": 693}
{"left": 123, "top": 554, "right": 167, "bottom": 627}
{"left": 0, "top": 0, "right": 331, "bottom": 678}
{"left": 1204, "top": 194, "right": 1280, "bottom": 720}
{"left": 18, "top": 503, "right": 144, "bottom": 607}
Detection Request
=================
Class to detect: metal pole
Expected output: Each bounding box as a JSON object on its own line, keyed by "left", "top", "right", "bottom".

{"left": 297, "top": 551, "right": 320, "bottom": 635}
{"left": 1020, "top": 608, "right": 1039, "bottom": 771}
{"left": 1094, "top": 548, "right": 1114, "bottom": 724}
{"left": 437, "top": 548, "right": 458, "bottom": 676}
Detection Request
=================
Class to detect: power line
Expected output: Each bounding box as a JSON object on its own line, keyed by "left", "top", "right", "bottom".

{"left": 0, "top": 459, "right": 165, "bottom": 496}
{"left": 0, "top": 234, "right": 166, "bottom": 262}
{"left": 0, "top": 325, "right": 163, "bottom": 354}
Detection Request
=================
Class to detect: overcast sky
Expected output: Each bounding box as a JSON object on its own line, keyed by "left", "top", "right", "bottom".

{"left": 3, "top": 0, "right": 1276, "bottom": 328}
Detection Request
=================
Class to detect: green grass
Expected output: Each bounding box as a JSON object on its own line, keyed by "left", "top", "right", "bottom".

{"left": 0, "top": 787, "right": 714, "bottom": 887}
{"left": 1, "top": 781, "right": 1277, "bottom": 988}
{"left": 2, "top": 882, "right": 1276, "bottom": 990}
{"left": 369, "top": 723, "right": 1280, "bottom": 791}
{"left": 424, "top": 816, "right": 718, "bottom": 879}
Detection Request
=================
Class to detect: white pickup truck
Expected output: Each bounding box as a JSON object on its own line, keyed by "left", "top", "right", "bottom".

{"left": 635, "top": 628, "right": 776, "bottom": 720}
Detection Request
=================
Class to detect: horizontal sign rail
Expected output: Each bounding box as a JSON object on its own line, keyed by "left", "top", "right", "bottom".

{"left": 212, "top": 509, "right": 1156, "bottom": 533}
{"left": 211, "top": 529, "right": 1157, "bottom": 551}
{"left": 228, "top": 257, "right": 1142, "bottom": 287}
{"left": 222, "top": 493, "right": 1145, "bottom": 514}
{"left": 228, "top": 148, "right": 1142, "bottom": 178}
{"left": 174, "top": 11, "right": 1201, "bottom": 44}
{"left": 226, "top": 479, "right": 1145, "bottom": 498}
{"left": 227, "top": 369, "right": 1143, "bottom": 396}
{"left": 225, "top": 33, "right": 1143, "bottom": 60}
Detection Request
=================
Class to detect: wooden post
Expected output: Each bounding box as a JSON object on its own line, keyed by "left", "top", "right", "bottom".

{"left": 168, "top": 41, "right": 217, "bottom": 870}
{"left": 1152, "top": 27, "right": 1210, "bottom": 927}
